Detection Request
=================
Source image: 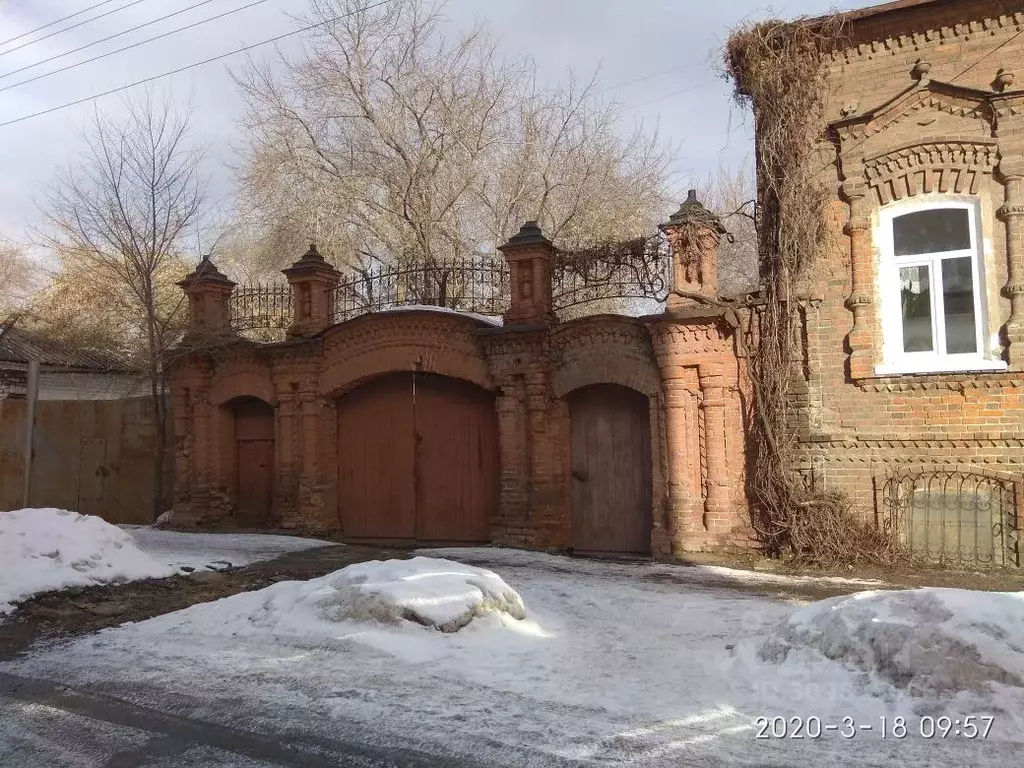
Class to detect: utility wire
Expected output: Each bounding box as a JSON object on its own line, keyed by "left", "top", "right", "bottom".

{"left": 0, "top": 0, "right": 269, "bottom": 93}
{"left": 0, "top": 0, "right": 152, "bottom": 58}
{"left": 0, "top": 0, "right": 119, "bottom": 48}
{"left": 594, "top": 60, "right": 711, "bottom": 95}
{"left": 0, "top": 0, "right": 392, "bottom": 129}
{"left": 625, "top": 80, "right": 717, "bottom": 110}
{"left": 1, "top": 0, "right": 221, "bottom": 80}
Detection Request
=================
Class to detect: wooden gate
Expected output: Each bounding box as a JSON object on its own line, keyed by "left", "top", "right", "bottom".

{"left": 233, "top": 397, "right": 275, "bottom": 525}
{"left": 568, "top": 384, "right": 652, "bottom": 555}
{"left": 336, "top": 372, "right": 497, "bottom": 543}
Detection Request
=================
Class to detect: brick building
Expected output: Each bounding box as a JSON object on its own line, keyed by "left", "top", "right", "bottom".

{"left": 782, "top": 0, "right": 1024, "bottom": 566}
{"left": 169, "top": 0, "right": 1024, "bottom": 567}
{"left": 169, "top": 203, "right": 749, "bottom": 558}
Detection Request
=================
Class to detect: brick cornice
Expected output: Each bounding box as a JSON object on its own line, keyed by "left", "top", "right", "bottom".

{"left": 855, "top": 374, "right": 1021, "bottom": 391}
{"left": 825, "top": 11, "right": 1024, "bottom": 67}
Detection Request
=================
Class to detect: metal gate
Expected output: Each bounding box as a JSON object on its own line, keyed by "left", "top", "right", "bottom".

{"left": 234, "top": 397, "right": 275, "bottom": 526}
{"left": 882, "top": 471, "right": 1021, "bottom": 568}
{"left": 336, "top": 372, "right": 497, "bottom": 543}
{"left": 568, "top": 383, "right": 653, "bottom": 555}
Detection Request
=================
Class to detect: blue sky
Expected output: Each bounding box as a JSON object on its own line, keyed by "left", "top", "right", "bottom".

{"left": 0, "top": 0, "right": 866, "bottom": 246}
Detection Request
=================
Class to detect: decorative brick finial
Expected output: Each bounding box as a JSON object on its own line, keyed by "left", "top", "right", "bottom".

{"left": 177, "top": 255, "right": 236, "bottom": 335}
{"left": 283, "top": 242, "right": 341, "bottom": 337}
{"left": 498, "top": 220, "right": 555, "bottom": 325}
{"left": 911, "top": 59, "right": 931, "bottom": 81}
{"left": 659, "top": 191, "right": 726, "bottom": 310}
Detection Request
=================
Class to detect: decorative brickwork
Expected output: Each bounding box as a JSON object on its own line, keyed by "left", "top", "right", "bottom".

{"left": 168, "top": 211, "right": 751, "bottom": 557}
{"left": 785, "top": 0, "right": 1024, "bottom": 535}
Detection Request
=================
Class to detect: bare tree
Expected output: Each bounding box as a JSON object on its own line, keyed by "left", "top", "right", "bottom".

{"left": 696, "top": 161, "right": 759, "bottom": 297}
{"left": 0, "top": 237, "right": 42, "bottom": 313}
{"left": 230, "top": 0, "right": 675, "bottom": 275}
{"left": 36, "top": 93, "right": 205, "bottom": 520}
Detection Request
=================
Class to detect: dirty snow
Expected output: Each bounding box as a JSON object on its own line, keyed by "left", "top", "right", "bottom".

{"left": 287, "top": 556, "right": 526, "bottom": 631}
{"left": 420, "top": 545, "right": 885, "bottom": 588}
{"left": 5, "top": 548, "right": 1024, "bottom": 765}
{"left": 758, "top": 588, "right": 1024, "bottom": 695}
{"left": 122, "top": 527, "right": 334, "bottom": 571}
{"left": 0, "top": 509, "right": 177, "bottom": 615}
{"left": 381, "top": 304, "right": 503, "bottom": 325}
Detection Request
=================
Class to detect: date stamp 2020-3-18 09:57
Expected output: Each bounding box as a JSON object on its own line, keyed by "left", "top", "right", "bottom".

{"left": 755, "top": 715, "right": 995, "bottom": 740}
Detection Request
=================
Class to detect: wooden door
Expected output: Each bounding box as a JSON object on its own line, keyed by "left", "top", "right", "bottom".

{"left": 568, "top": 384, "right": 652, "bottom": 555}
{"left": 336, "top": 373, "right": 416, "bottom": 540}
{"left": 415, "top": 373, "right": 497, "bottom": 543}
{"left": 234, "top": 398, "right": 275, "bottom": 525}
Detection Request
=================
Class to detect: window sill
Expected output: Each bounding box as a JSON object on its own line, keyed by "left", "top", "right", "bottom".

{"left": 874, "top": 358, "right": 1008, "bottom": 376}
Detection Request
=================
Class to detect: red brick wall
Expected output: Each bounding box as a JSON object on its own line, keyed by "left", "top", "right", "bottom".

{"left": 169, "top": 307, "right": 751, "bottom": 556}
{"left": 786, "top": 1, "right": 1024, "bottom": 522}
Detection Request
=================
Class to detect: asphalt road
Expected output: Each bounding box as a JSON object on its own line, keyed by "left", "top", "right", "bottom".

{"left": 0, "top": 671, "right": 473, "bottom": 768}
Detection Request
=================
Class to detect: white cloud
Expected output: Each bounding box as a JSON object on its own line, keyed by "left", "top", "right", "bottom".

{"left": 0, "top": 0, "right": 858, "bottom": 245}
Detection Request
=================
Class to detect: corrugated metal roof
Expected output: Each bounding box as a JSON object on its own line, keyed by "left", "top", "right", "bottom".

{"left": 0, "top": 327, "right": 133, "bottom": 372}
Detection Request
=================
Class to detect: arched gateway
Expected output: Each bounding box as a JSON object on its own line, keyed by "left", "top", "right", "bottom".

{"left": 336, "top": 372, "right": 498, "bottom": 543}
{"left": 170, "top": 212, "right": 750, "bottom": 556}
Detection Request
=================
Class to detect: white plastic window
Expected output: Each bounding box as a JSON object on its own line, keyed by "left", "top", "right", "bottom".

{"left": 877, "top": 199, "right": 1004, "bottom": 375}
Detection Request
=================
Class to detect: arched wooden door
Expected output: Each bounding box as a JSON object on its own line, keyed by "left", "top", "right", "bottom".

{"left": 233, "top": 397, "right": 275, "bottom": 526}
{"left": 336, "top": 372, "right": 497, "bottom": 543}
{"left": 568, "top": 384, "right": 652, "bottom": 555}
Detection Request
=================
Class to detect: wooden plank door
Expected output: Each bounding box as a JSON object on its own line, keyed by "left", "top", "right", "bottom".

{"left": 568, "top": 384, "right": 652, "bottom": 554}
{"left": 414, "top": 373, "right": 497, "bottom": 543}
{"left": 336, "top": 373, "right": 416, "bottom": 540}
{"left": 235, "top": 398, "right": 275, "bottom": 526}
{"left": 237, "top": 439, "right": 274, "bottom": 524}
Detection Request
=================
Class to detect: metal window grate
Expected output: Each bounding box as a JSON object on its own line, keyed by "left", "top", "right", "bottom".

{"left": 882, "top": 471, "right": 1020, "bottom": 569}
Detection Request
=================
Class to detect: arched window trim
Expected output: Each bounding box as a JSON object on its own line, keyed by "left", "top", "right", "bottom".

{"left": 875, "top": 194, "right": 1006, "bottom": 376}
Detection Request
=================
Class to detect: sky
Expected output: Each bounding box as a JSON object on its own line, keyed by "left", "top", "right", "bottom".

{"left": 0, "top": 0, "right": 866, "bottom": 253}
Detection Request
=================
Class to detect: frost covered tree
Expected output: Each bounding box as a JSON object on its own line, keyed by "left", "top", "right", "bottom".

{"left": 230, "top": 0, "right": 675, "bottom": 275}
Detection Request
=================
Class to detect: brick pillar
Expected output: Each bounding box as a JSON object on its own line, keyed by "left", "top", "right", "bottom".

{"left": 662, "top": 372, "right": 702, "bottom": 552}
{"left": 499, "top": 222, "right": 556, "bottom": 325}
{"left": 494, "top": 378, "right": 529, "bottom": 545}
{"left": 284, "top": 244, "right": 342, "bottom": 338}
{"left": 660, "top": 190, "right": 727, "bottom": 311}
{"left": 177, "top": 256, "right": 236, "bottom": 338}
{"left": 842, "top": 178, "right": 875, "bottom": 379}
{"left": 171, "top": 384, "right": 193, "bottom": 519}
{"left": 699, "top": 363, "right": 731, "bottom": 538}
{"left": 273, "top": 382, "right": 299, "bottom": 525}
{"left": 998, "top": 155, "right": 1024, "bottom": 370}
{"left": 191, "top": 391, "right": 212, "bottom": 520}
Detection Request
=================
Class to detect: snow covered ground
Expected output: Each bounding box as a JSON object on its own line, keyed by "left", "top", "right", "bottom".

{"left": 3, "top": 548, "right": 1022, "bottom": 766}
{"left": 0, "top": 509, "right": 178, "bottom": 616}
{"left": 0, "top": 509, "right": 335, "bottom": 620}
{"left": 122, "top": 526, "right": 334, "bottom": 571}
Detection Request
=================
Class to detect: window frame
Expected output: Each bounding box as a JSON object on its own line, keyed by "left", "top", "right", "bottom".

{"left": 876, "top": 197, "right": 1005, "bottom": 376}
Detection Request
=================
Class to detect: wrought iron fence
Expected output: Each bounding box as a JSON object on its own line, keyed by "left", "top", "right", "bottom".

{"left": 551, "top": 235, "right": 672, "bottom": 318}
{"left": 331, "top": 256, "right": 509, "bottom": 324}
{"left": 229, "top": 284, "right": 293, "bottom": 341}
{"left": 882, "top": 471, "right": 1021, "bottom": 568}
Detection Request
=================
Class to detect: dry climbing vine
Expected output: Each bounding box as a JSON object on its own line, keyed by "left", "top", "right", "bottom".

{"left": 725, "top": 18, "right": 896, "bottom": 567}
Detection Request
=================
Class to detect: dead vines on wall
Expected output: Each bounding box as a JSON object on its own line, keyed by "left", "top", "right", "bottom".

{"left": 726, "top": 18, "right": 896, "bottom": 567}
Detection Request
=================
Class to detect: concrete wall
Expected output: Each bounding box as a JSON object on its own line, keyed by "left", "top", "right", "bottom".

{"left": 0, "top": 396, "right": 173, "bottom": 524}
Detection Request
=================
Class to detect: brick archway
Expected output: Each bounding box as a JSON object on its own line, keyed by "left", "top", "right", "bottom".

{"left": 320, "top": 312, "right": 493, "bottom": 397}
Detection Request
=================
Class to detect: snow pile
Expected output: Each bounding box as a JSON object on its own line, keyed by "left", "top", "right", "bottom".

{"left": 268, "top": 556, "right": 526, "bottom": 632}
{"left": 759, "top": 588, "right": 1024, "bottom": 695}
{"left": 123, "top": 527, "right": 333, "bottom": 571}
{"left": 0, "top": 508, "right": 178, "bottom": 615}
